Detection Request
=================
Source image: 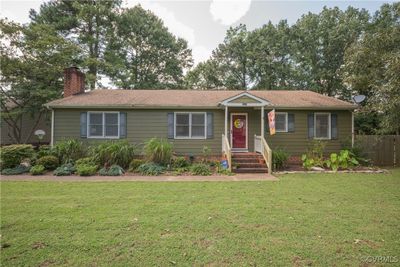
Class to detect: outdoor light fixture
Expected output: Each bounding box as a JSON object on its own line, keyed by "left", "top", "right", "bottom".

{"left": 34, "top": 129, "right": 46, "bottom": 145}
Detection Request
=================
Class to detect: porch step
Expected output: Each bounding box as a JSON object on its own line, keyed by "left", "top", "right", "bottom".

{"left": 234, "top": 168, "right": 269, "bottom": 173}
{"left": 232, "top": 152, "right": 268, "bottom": 174}
{"left": 235, "top": 162, "right": 266, "bottom": 168}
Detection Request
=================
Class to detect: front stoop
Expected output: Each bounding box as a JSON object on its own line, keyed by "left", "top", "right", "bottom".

{"left": 232, "top": 152, "right": 268, "bottom": 173}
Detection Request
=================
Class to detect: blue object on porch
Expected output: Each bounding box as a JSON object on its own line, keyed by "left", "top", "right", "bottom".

{"left": 221, "top": 160, "right": 228, "bottom": 169}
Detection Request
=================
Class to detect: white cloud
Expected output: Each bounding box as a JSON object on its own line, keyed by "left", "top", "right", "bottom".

{"left": 210, "top": 0, "right": 252, "bottom": 26}
{"left": 124, "top": 0, "right": 195, "bottom": 46}
{"left": 192, "top": 45, "right": 212, "bottom": 65}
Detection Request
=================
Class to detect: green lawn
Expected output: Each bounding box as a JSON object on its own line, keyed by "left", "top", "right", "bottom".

{"left": 1, "top": 170, "right": 399, "bottom": 266}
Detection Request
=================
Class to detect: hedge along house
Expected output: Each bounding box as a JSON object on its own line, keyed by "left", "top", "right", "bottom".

{"left": 46, "top": 67, "right": 357, "bottom": 173}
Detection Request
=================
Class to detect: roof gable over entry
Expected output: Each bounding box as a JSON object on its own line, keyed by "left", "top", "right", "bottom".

{"left": 220, "top": 92, "right": 270, "bottom": 107}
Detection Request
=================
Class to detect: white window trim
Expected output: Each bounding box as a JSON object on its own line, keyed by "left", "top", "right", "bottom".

{"left": 275, "top": 112, "right": 288, "bottom": 133}
{"left": 314, "top": 112, "right": 331, "bottom": 140}
{"left": 87, "top": 111, "right": 120, "bottom": 139}
{"left": 174, "top": 112, "right": 207, "bottom": 139}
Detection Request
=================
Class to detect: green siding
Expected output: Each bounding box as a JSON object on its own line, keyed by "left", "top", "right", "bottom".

{"left": 54, "top": 108, "right": 352, "bottom": 156}
{"left": 54, "top": 109, "right": 224, "bottom": 155}
{"left": 229, "top": 95, "right": 260, "bottom": 104}
{"left": 265, "top": 110, "right": 352, "bottom": 156}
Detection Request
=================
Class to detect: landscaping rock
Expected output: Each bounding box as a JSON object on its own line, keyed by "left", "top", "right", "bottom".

{"left": 310, "top": 166, "right": 325, "bottom": 171}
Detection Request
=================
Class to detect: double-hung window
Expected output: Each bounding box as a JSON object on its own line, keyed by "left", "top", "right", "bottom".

{"left": 174, "top": 112, "right": 206, "bottom": 139}
{"left": 314, "top": 113, "right": 331, "bottom": 139}
{"left": 275, "top": 112, "right": 288, "bottom": 132}
{"left": 88, "top": 112, "right": 120, "bottom": 138}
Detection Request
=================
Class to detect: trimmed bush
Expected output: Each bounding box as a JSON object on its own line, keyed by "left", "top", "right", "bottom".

{"left": 30, "top": 165, "right": 45, "bottom": 175}
{"left": 76, "top": 164, "right": 97, "bottom": 176}
{"left": 172, "top": 156, "right": 189, "bottom": 169}
{"left": 0, "top": 144, "right": 35, "bottom": 169}
{"left": 272, "top": 148, "right": 289, "bottom": 171}
{"left": 37, "top": 145, "right": 55, "bottom": 159}
{"left": 1, "top": 165, "right": 30, "bottom": 175}
{"left": 190, "top": 163, "right": 211, "bottom": 176}
{"left": 75, "top": 157, "right": 96, "bottom": 167}
{"left": 143, "top": 138, "right": 173, "bottom": 166}
{"left": 129, "top": 159, "right": 145, "bottom": 172}
{"left": 137, "top": 163, "right": 166, "bottom": 176}
{"left": 99, "top": 165, "right": 125, "bottom": 176}
{"left": 36, "top": 156, "right": 59, "bottom": 170}
{"left": 53, "top": 163, "right": 76, "bottom": 176}
{"left": 53, "top": 139, "right": 87, "bottom": 164}
{"left": 89, "top": 141, "right": 136, "bottom": 169}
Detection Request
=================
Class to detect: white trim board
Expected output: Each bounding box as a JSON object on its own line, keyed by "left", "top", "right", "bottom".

{"left": 220, "top": 92, "right": 270, "bottom": 107}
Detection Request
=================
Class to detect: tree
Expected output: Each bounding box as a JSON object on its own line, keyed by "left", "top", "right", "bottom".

{"left": 343, "top": 3, "right": 400, "bottom": 134}
{"left": 248, "top": 20, "right": 297, "bottom": 89}
{"left": 29, "top": 0, "right": 122, "bottom": 89}
{"left": 185, "top": 24, "right": 252, "bottom": 90}
{"left": 291, "top": 6, "right": 370, "bottom": 97}
{"left": 0, "top": 19, "right": 78, "bottom": 143}
{"left": 103, "top": 5, "right": 192, "bottom": 89}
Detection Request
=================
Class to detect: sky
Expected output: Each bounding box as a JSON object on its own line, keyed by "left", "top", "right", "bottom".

{"left": 0, "top": 0, "right": 395, "bottom": 65}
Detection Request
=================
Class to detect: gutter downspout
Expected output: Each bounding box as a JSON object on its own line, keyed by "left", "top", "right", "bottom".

{"left": 351, "top": 111, "right": 354, "bottom": 148}
{"left": 51, "top": 109, "right": 54, "bottom": 147}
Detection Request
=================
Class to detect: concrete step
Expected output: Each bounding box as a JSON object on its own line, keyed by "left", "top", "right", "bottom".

{"left": 233, "top": 168, "right": 269, "bottom": 173}
{"left": 232, "top": 153, "right": 262, "bottom": 159}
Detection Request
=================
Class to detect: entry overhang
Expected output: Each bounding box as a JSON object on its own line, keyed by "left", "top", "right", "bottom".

{"left": 219, "top": 92, "right": 270, "bottom": 107}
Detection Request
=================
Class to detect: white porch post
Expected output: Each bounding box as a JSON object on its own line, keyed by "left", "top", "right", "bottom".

{"left": 261, "top": 106, "right": 265, "bottom": 137}
{"left": 224, "top": 106, "right": 228, "bottom": 138}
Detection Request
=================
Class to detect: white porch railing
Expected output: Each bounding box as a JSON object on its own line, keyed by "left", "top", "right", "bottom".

{"left": 222, "top": 134, "right": 232, "bottom": 172}
{"left": 254, "top": 135, "right": 272, "bottom": 174}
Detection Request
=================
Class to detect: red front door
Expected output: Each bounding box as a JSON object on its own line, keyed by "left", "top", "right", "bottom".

{"left": 231, "top": 114, "right": 247, "bottom": 149}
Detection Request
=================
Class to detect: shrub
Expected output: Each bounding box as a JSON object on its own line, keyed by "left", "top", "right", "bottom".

{"left": 137, "top": 163, "right": 166, "bottom": 176}
{"left": 202, "top": 146, "right": 212, "bottom": 163}
{"left": 30, "top": 165, "right": 45, "bottom": 175}
{"left": 76, "top": 164, "right": 97, "bottom": 176}
{"left": 172, "top": 167, "right": 189, "bottom": 176}
{"left": 0, "top": 144, "right": 35, "bottom": 169}
{"left": 37, "top": 145, "right": 55, "bottom": 158}
{"left": 53, "top": 163, "right": 76, "bottom": 176}
{"left": 172, "top": 156, "right": 189, "bottom": 169}
{"left": 1, "top": 165, "right": 30, "bottom": 175}
{"left": 89, "top": 141, "right": 135, "bottom": 169}
{"left": 301, "top": 141, "right": 326, "bottom": 170}
{"left": 53, "top": 139, "right": 87, "bottom": 164}
{"left": 143, "top": 138, "right": 173, "bottom": 166}
{"left": 129, "top": 159, "right": 145, "bottom": 172}
{"left": 325, "top": 150, "right": 359, "bottom": 171}
{"left": 99, "top": 165, "right": 125, "bottom": 176}
{"left": 341, "top": 138, "right": 370, "bottom": 166}
{"left": 36, "top": 156, "right": 59, "bottom": 170}
{"left": 190, "top": 163, "right": 211, "bottom": 176}
{"left": 75, "top": 157, "right": 96, "bottom": 167}
{"left": 272, "top": 148, "right": 289, "bottom": 170}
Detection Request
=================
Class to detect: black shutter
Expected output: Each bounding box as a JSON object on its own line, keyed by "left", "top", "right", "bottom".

{"left": 80, "top": 112, "right": 87, "bottom": 138}
{"left": 120, "top": 112, "right": 127, "bottom": 138}
{"left": 167, "top": 112, "right": 174, "bottom": 139}
{"left": 331, "top": 113, "right": 338, "bottom": 139}
{"left": 308, "top": 113, "right": 314, "bottom": 139}
{"left": 207, "top": 112, "right": 213, "bottom": 139}
{"left": 288, "top": 113, "right": 295, "bottom": 132}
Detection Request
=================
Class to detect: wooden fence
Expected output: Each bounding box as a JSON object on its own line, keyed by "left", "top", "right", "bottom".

{"left": 355, "top": 135, "right": 400, "bottom": 167}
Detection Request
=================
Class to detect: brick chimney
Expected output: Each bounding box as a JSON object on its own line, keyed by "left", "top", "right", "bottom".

{"left": 64, "top": 67, "right": 85, "bottom": 97}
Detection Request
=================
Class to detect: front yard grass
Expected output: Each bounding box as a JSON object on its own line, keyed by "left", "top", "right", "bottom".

{"left": 1, "top": 169, "right": 399, "bottom": 266}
